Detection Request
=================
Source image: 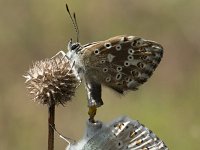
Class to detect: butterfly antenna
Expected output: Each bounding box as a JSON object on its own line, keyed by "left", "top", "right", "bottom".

{"left": 73, "top": 13, "right": 79, "bottom": 42}
{"left": 66, "top": 4, "right": 79, "bottom": 42}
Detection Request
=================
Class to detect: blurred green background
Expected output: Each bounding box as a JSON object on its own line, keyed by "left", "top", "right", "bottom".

{"left": 0, "top": 0, "right": 200, "bottom": 149}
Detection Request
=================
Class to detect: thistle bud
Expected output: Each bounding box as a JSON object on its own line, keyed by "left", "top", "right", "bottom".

{"left": 24, "top": 52, "right": 80, "bottom": 106}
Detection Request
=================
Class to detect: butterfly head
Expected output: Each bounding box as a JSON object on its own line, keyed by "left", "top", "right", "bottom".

{"left": 67, "top": 39, "right": 82, "bottom": 60}
{"left": 68, "top": 38, "right": 81, "bottom": 52}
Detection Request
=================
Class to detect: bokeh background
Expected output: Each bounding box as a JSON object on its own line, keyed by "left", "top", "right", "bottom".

{"left": 0, "top": 0, "right": 200, "bottom": 149}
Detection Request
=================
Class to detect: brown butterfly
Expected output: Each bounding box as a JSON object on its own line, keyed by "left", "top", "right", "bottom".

{"left": 62, "top": 4, "right": 163, "bottom": 122}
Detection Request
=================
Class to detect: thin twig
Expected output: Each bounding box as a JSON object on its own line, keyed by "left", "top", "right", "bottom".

{"left": 48, "top": 104, "right": 55, "bottom": 150}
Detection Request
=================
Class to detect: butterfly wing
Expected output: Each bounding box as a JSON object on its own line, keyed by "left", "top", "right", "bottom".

{"left": 81, "top": 35, "right": 163, "bottom": 94}
{"left": 102, "top": 117, "right": 168, "bottom": 150}
{"left": 69, "top": 116, "right": 168, "bottom": 150}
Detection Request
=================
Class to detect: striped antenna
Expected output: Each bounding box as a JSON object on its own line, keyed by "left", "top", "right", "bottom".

{"left": 66, "top": 4, "right": 79, "bottom": 42}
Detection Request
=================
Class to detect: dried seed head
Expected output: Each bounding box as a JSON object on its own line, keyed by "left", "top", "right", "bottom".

{"left": 24, "top": 52, "right": 80, "bottom": 106}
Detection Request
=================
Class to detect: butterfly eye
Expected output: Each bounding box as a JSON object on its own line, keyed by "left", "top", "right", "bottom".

{"left": 71, "top": 43, "right": 80, "bottom": 50}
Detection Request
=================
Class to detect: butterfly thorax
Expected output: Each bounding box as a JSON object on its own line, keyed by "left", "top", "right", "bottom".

{"left": 66, "top": 41, "right": 86, "bottom": 81}
{"left": 67, "top": 41, "right": 104, "bottom": 83}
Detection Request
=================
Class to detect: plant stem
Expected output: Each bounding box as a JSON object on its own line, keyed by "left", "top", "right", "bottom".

{"left": 48, "top": 104, "right": 55, "bottom": 150}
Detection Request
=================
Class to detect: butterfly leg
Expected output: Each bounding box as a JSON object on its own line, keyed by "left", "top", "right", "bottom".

{"left": 88, "top": 106, "right": 97, "bottom": 123}
{"left": 51, "top": 51, "right": 66, "bottom": 59}
{"left": 85, "top": 81, "right": 103, "bottom": 122}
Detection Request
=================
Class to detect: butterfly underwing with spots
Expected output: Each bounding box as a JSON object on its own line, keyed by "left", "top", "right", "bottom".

{"left": 65, "top": 116, "right": 168, "bottom": 150}
{"left": 66, "top": 35, "right": 163, "bottom": 107}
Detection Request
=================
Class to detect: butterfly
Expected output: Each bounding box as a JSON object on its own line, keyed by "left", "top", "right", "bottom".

{"left": 58, "top": 4, "right": 163, "bottom": 122}
{"left": 55, "top": 116, "right": 168, "bottom": 150}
